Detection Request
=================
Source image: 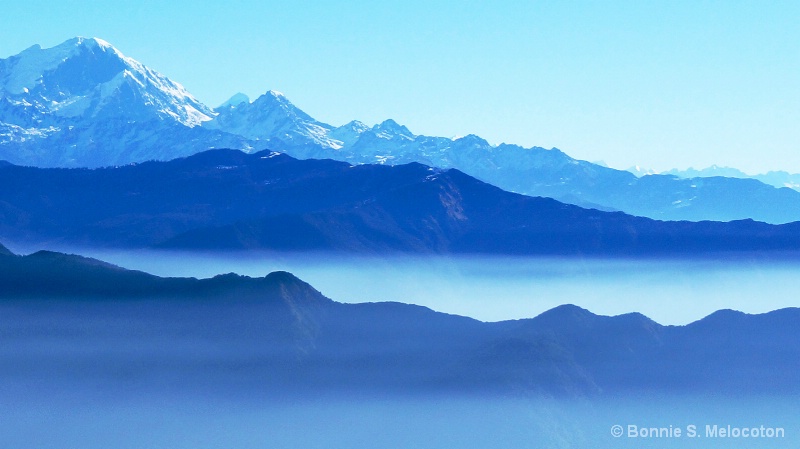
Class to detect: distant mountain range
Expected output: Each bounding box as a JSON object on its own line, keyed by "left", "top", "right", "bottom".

{"left": 2, "top": 148, "right": 800, "bottom": 255}
{"left": 628, "top": 165, "right": 800, "bottom": 192}
{"left": 2, "top": 37, "right": 799, "bottom": 224}
{"left": 2, "top": 245, "right": 798, "bottom": 397}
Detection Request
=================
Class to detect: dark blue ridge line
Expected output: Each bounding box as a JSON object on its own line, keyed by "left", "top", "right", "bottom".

{"left": 1, "top": 247, "right": 798, "bottom": 397}
{"left": 2, "top": 149, "right": 800, "bottom": 256}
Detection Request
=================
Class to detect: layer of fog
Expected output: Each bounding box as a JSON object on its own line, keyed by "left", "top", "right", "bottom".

{"left": 4, "top": 244, "right": 799, "bottom": 448}
{"left": 2, "top": 392, "right": 795, "bottom": 449}
{"left": 35, "top": 247, "right": 800, "bottom": 325}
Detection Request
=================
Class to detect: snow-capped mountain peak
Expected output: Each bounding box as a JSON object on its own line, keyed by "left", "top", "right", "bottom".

{"left": 2, "top": 37, "right": 120, "bottom": 94}
{"left": 328, "top": 120, "right": 370, "bottom": 147}
{"left": 453, "top": 134, "right": 490, "bottom": 147}
{"left": 204, "top": 89, "right": 341, "bottom": 150}
{"left": 0, "top": 37, "right": 241, "bottom": 167}
{"left": 372, "top": 119, "right": 414, "bottom": 140}
{"left": 627, "top": 165, "right": 659, "bottom": 177}
{"left": 0, "top": 37, "right": 213, "bottom": 127}
{"left": 345, "top": 120, "right": 369, "bottom": 132}
{"left": 1, "top": 38, "right": 104, "bottom": 95}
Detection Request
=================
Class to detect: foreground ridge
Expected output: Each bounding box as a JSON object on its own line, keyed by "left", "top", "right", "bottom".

{"left": 1, "top": 245, "right": 798, "bottom": 397}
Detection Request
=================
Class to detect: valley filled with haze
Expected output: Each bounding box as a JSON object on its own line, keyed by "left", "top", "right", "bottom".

{"left": 2, "top": 3, "right": 799, "bottom": 447}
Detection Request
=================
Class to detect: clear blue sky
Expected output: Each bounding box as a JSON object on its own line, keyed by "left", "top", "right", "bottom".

{"left": 2, "top": 1, "right": 798, "bottom": 173}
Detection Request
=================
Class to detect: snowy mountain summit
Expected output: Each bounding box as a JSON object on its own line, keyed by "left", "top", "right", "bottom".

{"left": 1, "top": 36, "right": 559, "bottom": 170}
{"left": 0, "top": 37, "right": 244, "bottom": 167}
{"left": 205, "top": 89, "right": 340, "bottom": 149}
{"left": 0, "top": 37, "right": 214, "bottom": 127}
{"left": 1, "top": 37, "right": 799, "bottom": 224}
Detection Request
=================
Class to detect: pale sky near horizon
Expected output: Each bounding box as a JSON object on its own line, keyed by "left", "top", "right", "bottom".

{"left": 1, "top": 1, "right": 798, "bottom": 174}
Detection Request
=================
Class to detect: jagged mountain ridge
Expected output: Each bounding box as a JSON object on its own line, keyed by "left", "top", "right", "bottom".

{"left": 0, "top": 37, "right": 249, "bottom": 167}
{"left": 206, "top": 90, "right": 339, "bottom": 149}
{"left": 644, "top": 165, "right": 800, "bottom": 192}
{"left": 255, "top": 112, "right": 800, "bottom": 224}
{"left": 0, "top": 37, "right": 212, "bottom": 126}
{"left": 2, "top": 37, "right": 799, "bottom": 223}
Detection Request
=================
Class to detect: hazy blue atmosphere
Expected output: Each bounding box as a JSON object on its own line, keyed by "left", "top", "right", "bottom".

{"left": 1, "top": 1, "right": 798, "bottom": 173}
{"left": 18, "top": 245, "right": 799, "bottom": 325}
{"left": 2, "top": 393, "right": 796, "bottom": 449}
{"left": 3, "top": 2, "right": 799, "bottom": 447}
{"left": 2, "top": 291, "right": 797, "bottom": 449}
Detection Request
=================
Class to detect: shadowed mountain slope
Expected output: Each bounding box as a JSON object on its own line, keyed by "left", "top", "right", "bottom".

{"left": 2, "top": 149, "right": 800, "bottom": 256}
{"left": 1, "top": 247, "right": 799, "bottom": 397}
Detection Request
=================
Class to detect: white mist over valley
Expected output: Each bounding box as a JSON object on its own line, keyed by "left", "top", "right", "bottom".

{"left": 28, "top": 247, "right": 800, "bottom": 325}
